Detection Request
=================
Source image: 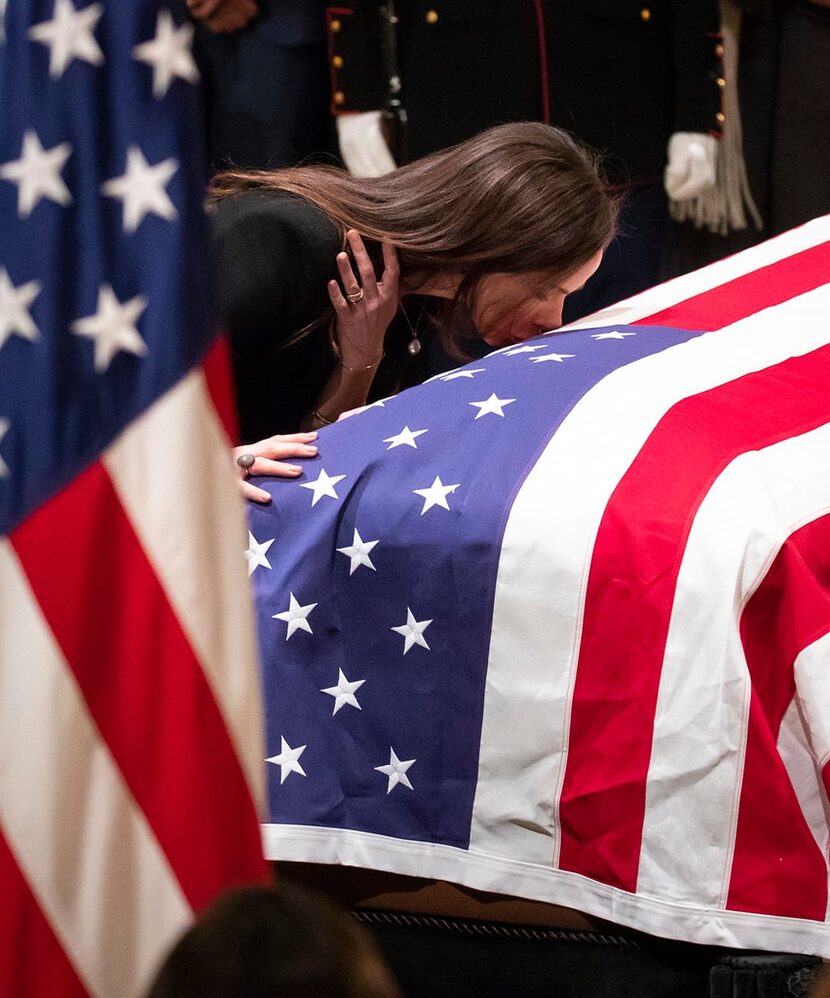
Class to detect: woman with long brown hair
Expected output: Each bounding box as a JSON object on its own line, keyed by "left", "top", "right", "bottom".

{"left": 211, "top": 122, "right": 618, "bottom": 501}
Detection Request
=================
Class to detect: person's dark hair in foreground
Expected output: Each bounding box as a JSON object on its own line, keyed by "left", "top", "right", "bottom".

{"left": 146, "top": 884, "right": 401, "bottom": 998}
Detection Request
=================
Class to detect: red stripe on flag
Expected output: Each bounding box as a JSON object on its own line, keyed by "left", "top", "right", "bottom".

{"left": 557, "top": 344, "right": 830, "bottom": 892}
{"left": 201, "top": 336, "right": 239, "bottom": 443}
{"left": 634, "top": 241, "right": 830, "bottom": 330}
{"left": 11, "top": 462, "right": 269, "bottom": 911}
{"left": 0, "top": 830, "right": 87, "bottom": 998}
{"left": 728, "top": 514, "right": 830, "bottom": 919}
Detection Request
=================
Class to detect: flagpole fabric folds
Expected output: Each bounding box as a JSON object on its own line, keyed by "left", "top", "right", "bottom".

{"left": 0, "top": 3, "right": 269, "bottom": 995}
{"left": 252, "top": 215, "right": 830, "bottom": 960}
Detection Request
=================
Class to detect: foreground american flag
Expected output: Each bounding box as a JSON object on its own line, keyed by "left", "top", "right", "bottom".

{"left": 250, "top": 216, "right": 830, "bottom": 959}
{"left": 0, "top": 2, "right": 268, "bottom": 994}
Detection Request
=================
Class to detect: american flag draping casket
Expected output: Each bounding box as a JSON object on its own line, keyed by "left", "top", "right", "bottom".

{"left": 246, "top": 216, "right": 830, "bottom": 959}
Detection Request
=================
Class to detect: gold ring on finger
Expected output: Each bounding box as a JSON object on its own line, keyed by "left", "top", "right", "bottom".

{"left": 345, "top": 289, "right": 364, "bottom": 304}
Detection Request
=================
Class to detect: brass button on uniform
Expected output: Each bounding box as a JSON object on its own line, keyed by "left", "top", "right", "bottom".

{"left": 716, "top": 76, "right": 726, "bottom": 88}
{"left": 425, "top": 9, "right": 439, "bottom": 24}
{"left": 640, "top": 7, "right": 651, "bottom": 20}
{"left": 332, "top": 54, "right": 343, "bottom": 68}
{"left": 716, "top": 111, "right": 725, "bottom": 123}
{"left": 334, "top": 91, "right": 345, "bottom": 105}
{"left": 330, "top": 18, "right": 341, "bottom": 32}
{"left": 715, "top": 43, "right": 724, "bottom": 57}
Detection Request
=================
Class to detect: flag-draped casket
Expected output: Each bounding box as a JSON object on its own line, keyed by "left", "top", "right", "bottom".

{"left": 248, "top": 217, "right": 830, "bottom": 959}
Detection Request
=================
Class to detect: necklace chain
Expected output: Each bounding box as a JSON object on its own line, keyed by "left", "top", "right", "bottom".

{"left": 400, "top": 298, "right": 427, "bottom": 356}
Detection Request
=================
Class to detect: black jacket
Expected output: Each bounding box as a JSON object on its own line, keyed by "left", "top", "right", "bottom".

{"left": 213, "top": 190, "right": 341, "bottom": 440}
{"left": 212, "top": 190, "right": 435, "bottom": 440}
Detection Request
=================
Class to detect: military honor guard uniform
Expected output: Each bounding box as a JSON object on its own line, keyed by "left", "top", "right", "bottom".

{"left": 327, "top": 1, "right": 724, "bottom": 316}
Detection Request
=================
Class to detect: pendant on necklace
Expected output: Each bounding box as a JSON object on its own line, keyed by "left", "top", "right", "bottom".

{"left": 407, "top": 336, "right": 422, "bottom": 356}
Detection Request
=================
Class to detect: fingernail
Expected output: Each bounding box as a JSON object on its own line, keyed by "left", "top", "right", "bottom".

{"left": 305, "top": 446, "right": 318, "bottom": 454}
{"left": 288, "top": 465, "right": 302, "bottom": 473}
{"left": 305, "top": 432, "right": 318, "bottom": 439}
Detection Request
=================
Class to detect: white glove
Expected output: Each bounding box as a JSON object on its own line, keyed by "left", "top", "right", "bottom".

{"left": 664, "top": 132, "right": 718, "bottom": 201}
{"left": 336, "top": 111, "right": 397, "bottom": 178}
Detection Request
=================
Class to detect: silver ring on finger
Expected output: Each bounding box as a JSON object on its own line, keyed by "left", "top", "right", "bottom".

{"left": 236, "top": 452, "right": 256, "bottom": 476}
{"left": 345, "top": 288, "right": 364, "bottom": 304}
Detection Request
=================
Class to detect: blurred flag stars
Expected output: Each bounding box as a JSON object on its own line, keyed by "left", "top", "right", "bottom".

{"left": 0, "top": 269, "right": 41, "bottom": 350}
{"left": 28, "top": 0, "right": 104, "bottom": 79}
{"left": 132, "top": 9, "right": 199, "bottom": 99}
{"left": 101, "top": 146, "right": 178, "bottom": 233}
{"left": 0, "top": 131, "right": 72, "bottom": 217}
{"left": 70, "top": 285, "right": 147, "bottom": 371}
{"left": 0, "top": 419, "right": 9, "bottom": 479}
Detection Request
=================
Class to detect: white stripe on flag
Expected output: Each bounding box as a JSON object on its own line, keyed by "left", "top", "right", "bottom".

{"left": 794, "top": 630, "right": 830, "bottom": 775}
{"left": 637, "top": 424, "right": 830, "bottom": 906}
{"left": 470, "top": 282, "right": 830, "bottom": 866}
{"left": 777, "top": 697, "right": 830, "bottom": 921}
{"left": 0, "top": 541, "right": 192, "bottom": 998}
{"left": 564, "top": 215, "right": 830, "bottom": 329}
{"left": 103, "top": 371, "right": 265, "bottom": 807}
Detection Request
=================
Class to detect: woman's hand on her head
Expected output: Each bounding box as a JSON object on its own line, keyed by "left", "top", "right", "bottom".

{"left": 328, "top": 231, "right": 400, "bottom": 369}
{"left": 233, "top": 432, "right": 318, "bottom": 504}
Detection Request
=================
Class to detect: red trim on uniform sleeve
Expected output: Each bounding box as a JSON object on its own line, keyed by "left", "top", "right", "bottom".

{"left": 532, "top": 0, "right": 550, "bottom": 125}
{"left": 326, "top": 7, "right": 355, "bottom": 116}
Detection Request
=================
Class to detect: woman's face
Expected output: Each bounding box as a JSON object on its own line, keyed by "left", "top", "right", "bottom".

{"left": 472, "top": 250, "right": 604, "bottom": 348}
